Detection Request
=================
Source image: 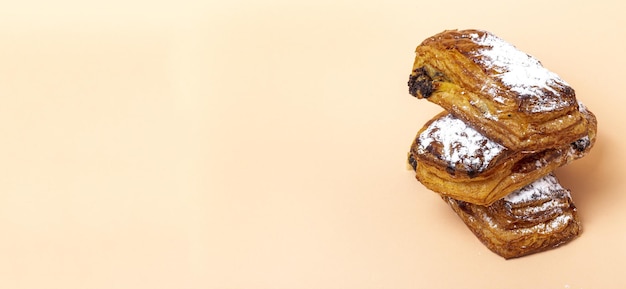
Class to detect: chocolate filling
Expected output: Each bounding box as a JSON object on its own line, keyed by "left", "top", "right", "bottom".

{"left": 408, "top": 67, "right": 434, "bottom": 98}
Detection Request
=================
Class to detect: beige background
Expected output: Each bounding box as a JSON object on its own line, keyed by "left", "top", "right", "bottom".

{"left": 0, "top": 0, "right": 624, "bottom": 288}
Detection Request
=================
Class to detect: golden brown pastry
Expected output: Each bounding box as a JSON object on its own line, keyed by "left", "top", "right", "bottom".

{"left": 443, "top": 173, "right": 581, "bottom": 259}
{"left": 408, "top": 29, "right": 588, "bottom": 152}
{"left": 404, "top": 29, "right": 597, "bottom": 259}
{"left": 407, "top": 102, "right": 596, "bottom": 205}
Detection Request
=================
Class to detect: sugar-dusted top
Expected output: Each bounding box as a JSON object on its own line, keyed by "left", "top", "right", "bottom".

{"left": 503, "top": 173, "right": 570, "bottom": 204}
{"left": 419, "top": 29, "right": 577, "bottom": 114}
{"left": 468, "top": 31, "right": 572, "bottom": 113}
{"left": 418, "top": 114, "right": 504, "bottom": 174}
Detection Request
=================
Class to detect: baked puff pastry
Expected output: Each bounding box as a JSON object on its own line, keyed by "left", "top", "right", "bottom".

{"left": 443, "top": 173, "right": 581, "bottom": 259}
{"left": 408, "top": 29, "right": 588, "bottom": 152}
{"left": 407, "top": 102, "right": 596, "bottom": 205}
{"left": 405, "top": 29, "right": 596, "bottom": 259}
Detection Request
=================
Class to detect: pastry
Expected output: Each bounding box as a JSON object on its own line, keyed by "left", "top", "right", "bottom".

{"left": 404, "top": 29, "right": 597, "bottom": 259}
{"left": 407, "top": 29, "right": 588, "bottom": 152}
{"left": 407, "top": 102, "right": 596, "bottom": 205}
{"left": 443, "top": 173, "right": 581, "bottom": 259}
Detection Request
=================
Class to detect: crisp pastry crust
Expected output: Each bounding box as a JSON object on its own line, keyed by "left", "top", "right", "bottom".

{"left": 443, "top": 173, "right": 581, "bottom": 259}
{"left": 408, "top": 29, "right": 588, "bottom": 152}
{"left": 404, "top": 29, "right": 597, "bottom": 259}
{"left": 408, "top": 102, "right": 596, "bottom": 205}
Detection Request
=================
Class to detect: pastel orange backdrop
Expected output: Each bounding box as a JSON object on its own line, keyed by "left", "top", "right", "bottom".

{"left": 0, "top": 0, "right": 623, "bottom": 288}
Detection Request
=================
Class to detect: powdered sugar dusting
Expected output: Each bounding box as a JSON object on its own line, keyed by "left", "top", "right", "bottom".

{"left": 578, "top": 101, "right": 588, "bottom": 113}
{"left": 517, "top": 213, "right": 573, "bottom": 234}
{"left": 522, "top": 199, "right": 559, "bottom": 214}
{"left": 503, "top": 174, "right": 569, "bottom": 204}
{"left": 469, "top": 32, "right": 570, "bottom": 113}
{"left": 418, "top": 114, "right": 504, "bottom": 173}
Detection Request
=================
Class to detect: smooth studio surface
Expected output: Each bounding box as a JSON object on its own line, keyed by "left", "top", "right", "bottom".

{"left": 0, "top": 1, "right": 624, "bottom": 288}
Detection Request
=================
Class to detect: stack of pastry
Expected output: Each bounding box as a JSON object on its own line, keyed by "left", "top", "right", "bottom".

{"left": 405, "top": 29, "right": 597, "bottom": 259}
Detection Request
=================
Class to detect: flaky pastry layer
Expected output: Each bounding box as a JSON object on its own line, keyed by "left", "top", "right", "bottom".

{"left": 408, "top": 29, "right": 588, "bottom": 151}
{"left": 407, "top": 103, "right": 596, "bottom": 205}
{"left": 443, "top": 173, "right": 581, "bottom": 259}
